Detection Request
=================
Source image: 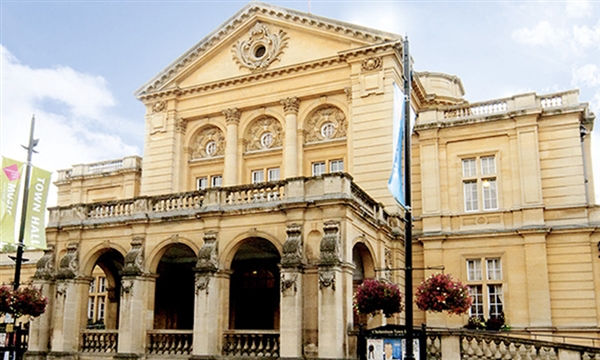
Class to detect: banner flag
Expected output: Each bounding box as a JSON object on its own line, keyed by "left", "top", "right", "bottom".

{"left": 1, "top": 157, "right": 24, "bottom": 244}
{"left": 388, "top": 83, "right": 406, "bottom": 206}
{"left": 24, "top": 166, "right": 52, "bottom": 249}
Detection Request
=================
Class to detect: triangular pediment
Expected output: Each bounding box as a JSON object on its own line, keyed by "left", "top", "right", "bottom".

{"left": 134, "top": 2, "right": 401, "bottom": 98}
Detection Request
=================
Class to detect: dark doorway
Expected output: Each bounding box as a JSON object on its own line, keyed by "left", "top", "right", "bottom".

{"left": 153, "top": 244, "right": 196, "bottom": 329}
{"left": 229, "top": 238, "right": 280, "bottom": 330}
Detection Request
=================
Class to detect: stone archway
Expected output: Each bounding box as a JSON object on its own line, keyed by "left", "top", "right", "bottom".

{"left": 352, "top": 242, "right": 375, "bottom": 328}
{"left": 229, "top": 237, "right": 281, "bottom": 330}
{"left": 153, "top": 243, "right": 196, "bottom": 329}
{"left": 87, "top": 249, "right": 124, "bottom": 330}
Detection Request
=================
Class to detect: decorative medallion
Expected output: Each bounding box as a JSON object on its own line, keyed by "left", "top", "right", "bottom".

{"left": 304, "top": 106, "right": 347, "bottom": 144}
{"left": 152, "top": 101, "right": 166, "bottom": 113}
{"left": 281, "top": 273, "right": 298, "bottom": 295}
{"left": 195, "top": 274, "right": 211, "bottom": 295}
{"left": 190, "top": 126, "right": 225, "bottom": 160}
{"left": 361, "top": 57, "right": 382, "bottom": 72}
{"left": 232, "top": 22, "right": 289, "bottom": 71}
{"left": 244, "top": 116, "right": 283, "bottom": 152}
{"left": 319, "top": 270, "right": 336, "bottom": 290}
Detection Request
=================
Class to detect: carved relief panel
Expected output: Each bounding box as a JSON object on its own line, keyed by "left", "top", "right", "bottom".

{"left": 303, "top": 106, "right": 347, "bottom": 144}
{"left": 244, "top": 116, "right": 283, "bottom": 152}
{"left": 189, "top": 126, "right": 225, "bottom": 160}
{"left": 232, "top": 22, "right": 289, "bottom": 71}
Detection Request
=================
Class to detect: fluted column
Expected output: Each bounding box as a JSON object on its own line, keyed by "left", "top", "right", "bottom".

{"left": 223, "top": 108, "right": 241, "bottom": 186}
{"left": 281, "top": 97, "right": 300, "bottom": 178}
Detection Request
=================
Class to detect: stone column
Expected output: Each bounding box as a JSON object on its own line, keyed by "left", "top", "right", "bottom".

{"left": 26, "top": 246, "right": 55, "bottom": 359}
{"left": 118, "top": 237, "right": 151, "bottom": 356}
{"left": 192, "top": 231, "right": 221, "bottom": 357}
{"left": 223, "top": 108, "right": 241, "bottom": 186}
{"left": 279, "top": 224, "right": 304, "bottom": 359}
{"left": 318, "top": 221, "right": 345, "bottom": 359}
{"left": 281, "top": 97, "right": 300, "bottom": 178}
{"left": 50, "top": 243, "right": 85, "bottom": 357}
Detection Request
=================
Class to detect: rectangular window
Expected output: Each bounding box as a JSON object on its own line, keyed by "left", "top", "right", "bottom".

{"left": 466, "top": 257, "right": 503, "bottom": 318}
{"left": 469, "top": 286, "right": 484, "bottom": 317}
{"left": 252, "top": 170, "right": 265, "bottom": 184}
{"left": 89, "top": 279, "right": 96, "bottom": 293}
{"left": 98, "top": 277, "right": 106, "bottom": 292}
{"left": 87, "top": 297, "right": 95, "bottom": 319}
{"left": 98, "top": 296, "right": 106, "bottom": 321}
{"left": 330, "top": 159, "right": 344, "bottom": 173}
{"left": 462, "top": 156, "right": 498, "bottom": 212}
{"left": 197, "top": 177, "right": 208, "bottom": 190}
{"left": 312, "top": 162, "right": 326, "bottom": 176}
{"left": 211, "top": 175, "right": 222, "bottom": 187}
{"left": 267, "top": 168, "right": 280, "bottom": 182}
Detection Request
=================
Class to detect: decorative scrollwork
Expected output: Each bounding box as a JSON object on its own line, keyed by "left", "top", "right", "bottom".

{"left": 281, "top": 273, "right": 298, "bottom": 294}
{"left": 121, "top": 237, "right": 145, "bottom": 276}
{"left": 319, "top": 221, "right": 341, "bottom": 265}
{"left": 34, "top": 244, "right": 55, "bottom": 280}
{"left": 304, "top": 106, "right": 347, "bottom": 144}
{"left": 361, "top": 57, "right": 382, "bottom": 72}
{"left": 244, "top": 116, "right": 283, "bottom": 152}
{"left": 319, "top": 270, "right": 336, "bottom": 290}
{"left": 232, "top": 22, "right": 289, "bottom": 71}
{"left": 281, "top": 224, "right": 303, "bottom": 268}
{"left": 196, "top": 231, "right": 219, "bottom": 272}
{"left": 57, "top": 243, "right": 78, "bottom": 279}
{"left": 190, "top": 126, "right": 225, "bottom": 160}
{"left": 152, "top": 101, "right": 166, "bottom": 113}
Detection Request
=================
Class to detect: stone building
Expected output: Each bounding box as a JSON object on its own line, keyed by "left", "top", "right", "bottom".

{"left": 6, "top": 2, "right": 598, "bottom": 360}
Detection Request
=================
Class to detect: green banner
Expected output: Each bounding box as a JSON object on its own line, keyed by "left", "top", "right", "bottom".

{"left": 1, "top": 157, "right": 24, "bottom": 245}
{"left": 24, "top": 166, "right": 52, "bottom": 249}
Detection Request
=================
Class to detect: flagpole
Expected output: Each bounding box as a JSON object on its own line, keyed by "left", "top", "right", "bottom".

{"left": 13, "top": 115, "right": 38, "bottom": 290}
{"left": 402, "top": 37, "right": 415, "bottom": 360}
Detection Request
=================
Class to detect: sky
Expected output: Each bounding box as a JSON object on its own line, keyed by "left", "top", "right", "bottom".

{"left": 1, "top": 0, "right": 599, "bottom": 207}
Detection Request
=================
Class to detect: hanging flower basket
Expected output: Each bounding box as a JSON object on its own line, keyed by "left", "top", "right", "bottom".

{"left": 0, "top": 285, "right": 48, "bottom": 319}
{"left": 353, "top": 279, "right": 403, "bottom": 318}
{"left": 415, "top": 273, "right": 471, "bottom": 315}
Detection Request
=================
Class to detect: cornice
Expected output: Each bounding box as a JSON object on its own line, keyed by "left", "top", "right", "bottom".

{"left": 138, "top": 56, "right": 346, "bottom": 102}
{"left": 135, "top": 2, "right": 400, "bottom": 99}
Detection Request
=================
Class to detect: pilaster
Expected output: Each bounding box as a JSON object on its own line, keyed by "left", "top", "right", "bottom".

{"left": 223, "top": 108, "right": 241, "bottom": 186}
{"left": 281, "top": 97, "right": 300, "bottom": 178}
{"left": 521, "top": 231, "right": 552, "bottom": 327}
{"left": 280, "top": 224, "right": 304, "bottom": 358}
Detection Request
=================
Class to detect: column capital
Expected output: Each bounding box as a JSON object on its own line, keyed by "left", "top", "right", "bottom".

{"left": 223, "top": 108, "right": 241, "bottom": 124}
{"left": 281, "top": 97, "right": 300, "bottom": 114}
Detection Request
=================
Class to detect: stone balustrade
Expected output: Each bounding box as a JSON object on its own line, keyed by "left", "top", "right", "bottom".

{"left": 56, "top": 155, "right": 142, "bottom": 182}
{"left": 48, "top": 174, "right": 398, "bottom": 229}
{"left": 222, "top": 330, "right": 279, "bottom": 357}
{"left": 80, "top": 330, "right": 118, "bottom": 353}
{"left": 146, "top": 330, "right": 193, "bottom": 355}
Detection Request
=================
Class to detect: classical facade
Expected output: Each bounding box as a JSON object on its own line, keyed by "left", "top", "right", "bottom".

{"left": 4, "top": 2, "right": 598, "bottom": 360}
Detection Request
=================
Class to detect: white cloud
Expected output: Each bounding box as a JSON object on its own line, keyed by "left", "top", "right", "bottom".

{"left": 572, "top": 21, "right": 600, "bottom": 49}
{"left": 566, "top": 0, "right": 593, "bottom": 18}
{"left": 572, "top": 63, "right": 600, "bottom": 88}
{"left": 0, "top": 45, "right": 140, "bottom": 206}
{"left": 511, "top": 21, "right": 567, "bottom": 47}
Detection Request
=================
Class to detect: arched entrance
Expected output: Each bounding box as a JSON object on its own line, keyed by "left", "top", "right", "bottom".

{"left": 352, "top": 242, "right": 375, "bottom": 327}
{"left": 229, "top": 238, "right": 280, "bottom": 330}
{"left": 87, "top": 249, "right": 124, "bottom": 329}
{"left": 153, "top": 244, "right": 196, "bottom": 329}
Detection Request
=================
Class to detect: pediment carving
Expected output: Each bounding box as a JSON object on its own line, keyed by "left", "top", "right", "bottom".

{"left": 303, "top": 106, "right": 347, "bottom": 144}
{"left": 244, "top": 116, "right": 283, "bottom": 152}
{"left": 232, "top": 22, "right": 289, "bottom": 71}
{"left": 190, "top": 126, "right": 225, "bottom": 160}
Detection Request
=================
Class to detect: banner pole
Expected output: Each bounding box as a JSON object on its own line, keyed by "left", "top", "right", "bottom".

{"left": 13, "top": 115, "right": 38, "bottom": 290}
{"left": 402, "top": 37, "right": 415, "bottom": 360}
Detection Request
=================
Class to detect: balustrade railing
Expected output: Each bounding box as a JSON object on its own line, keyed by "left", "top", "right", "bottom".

{"left": 225, "top": 182, "right": 285, "bottom": 205}
{"left": 147, "top": 330, "right": 193, "bottom": 355}
{"left": 222, "top": 330, "right": 279, "bottom": 357}
{"left": 80, "top": 330, "right": 118, "bottom": 353}
{"left": 88, "top": 160, "right": 123, "bottom": 174}
{"left": 89, "top": 200, "right": 135, "bottom": 219}
{"left": 150, "top": 191, "right": 204, "bottom": 212}
{"left": 444, "top": 101, "right": 508, "bottom": 119}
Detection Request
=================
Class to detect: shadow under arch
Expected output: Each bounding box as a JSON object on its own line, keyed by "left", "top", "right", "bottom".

{"left": 352, "top": 241, "right": 376, "bottom": 328}
{"left": 229, "top": 237, "right": 281, "bottom": 330}
{"left": 85, "top": 248, "right": 125, "bottom": 330}
{"left": 153, "top": 243, "right": 196, "bottom": 330}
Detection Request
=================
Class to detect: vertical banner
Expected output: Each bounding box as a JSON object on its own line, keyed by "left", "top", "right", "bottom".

{"left": 387, "top": 83, "right": 406, "bottom": 206}
{"left": 1, "top": 157, "right": 24, "bottom": 244}
{"left": 24, "top": 166, "right": 52, "bottom": 249}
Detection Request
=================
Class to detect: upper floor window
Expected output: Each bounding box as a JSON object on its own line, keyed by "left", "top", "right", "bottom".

{"left": 205, "top": 141, "right": 217, "bottom": 157}
{"left": 197, "top": 175, "right": 222, "bottom": 190}
{"left": 321, "top": 122, "right": 336, "bottom": 139}
{"left": 466, "top": 258, "right": 503, "bottom": 318}
{"left": 261, "top": 132, "right": 274, "bottom": 149}
{"left": 312, "top": 162, "right": 326, "bottom": 176}
{"left": 88, "top": 274, "right": 107, "bottom": 326}
{"left": 462, "top": 156, "right": 498, "bottom": 212}
{"left": 330, "top": 159, "right": 344, "bottom": 173}
{"left": 252, "top": 167, "right": 280, "bottom": 184}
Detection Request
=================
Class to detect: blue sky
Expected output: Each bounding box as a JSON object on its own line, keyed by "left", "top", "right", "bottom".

{"left": 1, "top": 0, "right": 599, "bottom": 205}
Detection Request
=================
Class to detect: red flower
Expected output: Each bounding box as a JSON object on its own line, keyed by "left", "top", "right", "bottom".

{"left": 0, "top": 286, "right": 48, "bottom": 319}
{"left": 416, "top": 273, "right": 471, "bottom": 315}
{"left": 353, "top": 279, "right": 403, "bottom": 317}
